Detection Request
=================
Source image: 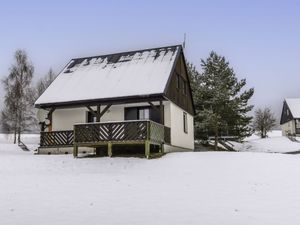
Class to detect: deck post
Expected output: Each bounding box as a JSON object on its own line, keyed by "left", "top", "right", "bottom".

{"left": 145, "top": 141, "right": 150, "bottom": 159}
{"left": 108, "top": 142, "right": 112, "bottom": 157}
{"left": 159, "top": 100, "right": 164, "bottom": 125}
{"left": 73, "top": 144, "right": 78, "bottom": 158}
{"left": 159, "top": 144, "right": 164, "bottom": 154}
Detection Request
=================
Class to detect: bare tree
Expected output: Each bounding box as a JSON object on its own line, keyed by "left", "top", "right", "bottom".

{"left": 253, "top": 107, "right": 276, "bottom": 138}
{"left": 1, "top": 49, "right": 34, "bottom": 144}
{"left": 36, "top": 68, "right": 56, "bottom": 99}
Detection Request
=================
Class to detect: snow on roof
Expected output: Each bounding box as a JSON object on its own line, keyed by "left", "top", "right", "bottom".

{"left": 285, "top": 98, "right": 300, "bottom": 118}
{"left": 35, "top": 45, "right": 180, "bottom": 106}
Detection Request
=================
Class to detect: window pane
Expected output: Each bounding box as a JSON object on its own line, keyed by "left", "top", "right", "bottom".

{"left": 183, "top": 112, "right": 188, "bottom": 133}
{"left": 144, "top": 109, "right": 150, "bottom": 119}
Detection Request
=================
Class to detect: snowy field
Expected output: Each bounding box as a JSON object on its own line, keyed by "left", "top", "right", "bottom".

{"left": 232, "top": 130, "right": 300, "bottom": 153}
{"left": 1, "top": 134, "right": 300, "bottom": 224}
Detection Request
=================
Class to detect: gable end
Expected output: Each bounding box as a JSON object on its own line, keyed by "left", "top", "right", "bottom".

{"left": 280, "top": 100, "right": 294, "bottom": 124}
{"left": 163, "top": 48, "right": 195, "bottom": 115}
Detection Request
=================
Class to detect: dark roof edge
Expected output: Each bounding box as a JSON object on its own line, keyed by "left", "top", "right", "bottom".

{"left": 35, "top": 94, "right": 166, "bottom": 109}
{"left": 70, "top": 44, "right": 182, "bottom": 61}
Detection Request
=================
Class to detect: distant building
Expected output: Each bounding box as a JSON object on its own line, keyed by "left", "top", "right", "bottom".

{"left": 280, "top": 98, "right": 300, "bottom": 136}
{"left": 35, "top": 45, "right": 195, "bottom": 157}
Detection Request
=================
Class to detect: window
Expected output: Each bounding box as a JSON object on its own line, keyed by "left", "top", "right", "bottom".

{"left": 176, "top": 74, "right": 180, "bottom": 89}
{"left": 125, "top": 106, "right": 162, "bottom": 124}
{"left": 176, "top": 73, "right": 187, "bottom": 95}
{"left": 183, "top": 79, "right": 187, "bottom": 95}
{"left": 139, "top": 108, "right": 150, "bottom": 120}
{"left": 87, "top": 111, "right": 97, "bottom": 123}
{"left": 183, "top": 112, "right": 188, "bottom": 133}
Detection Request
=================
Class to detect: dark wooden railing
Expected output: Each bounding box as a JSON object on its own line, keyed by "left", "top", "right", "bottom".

{"left": 74, "top": 120, "right": 170, "bottom": 145}
{"left": 296, "top": 128, "right": 300, "bottom": 134}
{"left": 40, "top": 130, "right": 74, "bottom": 147}
{"left": 40, "top": 120, "right": 171, "bottom": 148}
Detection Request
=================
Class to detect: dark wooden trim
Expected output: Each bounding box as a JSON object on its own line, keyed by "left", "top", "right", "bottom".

{"left": 36, "top": 94, "right": 166, "bottom": 109}
{"left": 163, "top": 46, "right": 182, "bottom": 94}
{"left": 180, "top": 50, "right": 196, "bottom": 115}
{"left": 96, "top": 105, "right": 101, "bottom": 122}
{"left": 70, "top": 45, "right": 182, "bottom": 63}
{"left": 160, "top": 100, "right": 164, "bottom": 125}
{"left": 86, "top": 106, "right": 98, "bottom": 118}
{"left": 280, "top": 100, "right": 295, "bottom": 125}
{"left": 148, "top": 101, "right": 160, "bottom": 114}
{"left": 99, "top": 104, "right": 112, "bottom": 118}
{"left": 47, "top": 108, "right": 56, "bottom": 118}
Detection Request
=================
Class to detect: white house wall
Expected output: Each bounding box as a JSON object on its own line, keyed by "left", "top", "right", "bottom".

{"left": 281, "top": 120, "right": 295, "bottom": 136}
{"left": 51, "top": 101, "right": 172, "bottom": 131}
{"left": 46, "top": 101, "right": 194, "bottom": 151}
{"left": 169, "top": 102, "right": 194, "bottom": 150}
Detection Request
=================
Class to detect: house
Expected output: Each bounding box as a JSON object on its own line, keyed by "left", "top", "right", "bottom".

{"left": 280, "top": 98, "right": 300, "bottom": 136}
{"left": 35, "top": 45, "right": 195, "bottom": 157}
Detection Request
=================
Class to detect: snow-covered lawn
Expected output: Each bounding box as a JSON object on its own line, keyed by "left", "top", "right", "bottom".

{"left": 230, "top": 130, "right": 300, "bottom": 153}
{"left": 1, "top": 135, "right": 300, "bottom": 225}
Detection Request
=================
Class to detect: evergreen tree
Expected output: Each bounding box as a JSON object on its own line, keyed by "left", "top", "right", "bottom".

{"left": 253, "top": 107, "right": 276, "bottom": 138}
{"left": 190, "top": 51, "right": 254, "bottom": 150}
{"left": 187, "top": 62, "right": 203, "bottom": 139}
{"left": 1, "top": 50, "right": 35, "bottom": 144}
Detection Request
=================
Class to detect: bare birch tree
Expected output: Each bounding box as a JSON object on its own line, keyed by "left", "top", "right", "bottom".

{"left": 1, "top": 50, "right": 34, "bottom": 144}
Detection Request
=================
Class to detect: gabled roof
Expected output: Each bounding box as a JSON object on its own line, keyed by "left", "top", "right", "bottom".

{"left": 35, "top": 45, "right": 182, "bottom": 108}
{"left": 284, "top": 98, "right": 300, "bottom": 118}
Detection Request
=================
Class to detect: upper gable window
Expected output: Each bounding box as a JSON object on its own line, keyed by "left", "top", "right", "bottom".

{"left": 183, "top": 79, "right": 187, "bottom": 95}
{"left": 176, "top": 74, "right": 180, "bottom": 89}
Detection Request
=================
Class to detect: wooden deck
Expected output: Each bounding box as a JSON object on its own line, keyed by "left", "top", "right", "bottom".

{"left": 39, "top": 120, "right": 171, "bottom": 158}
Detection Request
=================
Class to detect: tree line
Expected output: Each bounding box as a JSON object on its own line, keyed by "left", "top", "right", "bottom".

{"left": 1, "top": 50, "right": 55, "bottom": 144}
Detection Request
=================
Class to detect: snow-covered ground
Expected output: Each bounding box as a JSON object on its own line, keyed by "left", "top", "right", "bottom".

{"left": 1, "top": 135, "right": 300, "bottom": 225}
{"left": 231, "top": 130, "right": 300, "bottom": 153}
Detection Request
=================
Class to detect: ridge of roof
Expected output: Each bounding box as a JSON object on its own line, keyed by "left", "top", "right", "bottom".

{"left": 71, "top": 44, "right": 182, "bottom": 61}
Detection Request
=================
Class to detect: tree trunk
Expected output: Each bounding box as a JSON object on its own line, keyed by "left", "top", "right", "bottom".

{"left": 13, "top": 129, "right": 17, "bottom": 144}
{"left": 17, "top": 129, "right": 21, "bottom": 144}
{"left": 214, "top": 128, "right": 218, "bottom": 151}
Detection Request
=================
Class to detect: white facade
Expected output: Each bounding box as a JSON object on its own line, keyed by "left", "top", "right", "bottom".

{"left": 281, "top": 120, "right": 295, "bottom": 136}
{"left": 281, "top": 119, "right": 300, "bottom": 136}
{"left": 168, "top": 103, "right": 194, "bottom": 150}
{"left": 39, "top": 100, "right": 194, "bottom": 151}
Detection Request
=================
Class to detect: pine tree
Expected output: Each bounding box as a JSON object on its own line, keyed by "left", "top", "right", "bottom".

{"left": 187, "top": 62, "right": 203, "bottom": 139}
{"left": 193, "top": 51, "right": 254, "bottom": 150}
{"left": 253, "top": 107, "right": 276, "bottom": 138}
{"left": 1, "top": 50, "right": 34, "bottom": 144}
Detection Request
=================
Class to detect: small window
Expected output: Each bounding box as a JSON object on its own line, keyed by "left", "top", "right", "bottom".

{"left": 183, "top": 79, "right": 187, "bottom": 95}
{"left": 287, "top": 110, "right": 289, "bottom": 116}
{"left": 183, "top": 112, "right": 188, "bottom": 133}
{"left": 87, "top": 111, "right": 97, "bottom": 123}
{"left": 176, "top": 74, "right": 180, "bottom": 89}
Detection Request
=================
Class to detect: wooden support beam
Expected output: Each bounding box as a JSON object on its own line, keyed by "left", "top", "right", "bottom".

{"left": 148, "top": 101, "right": 160, "bottom": 114}
{"left": 86, "top": 106, "right": 98, "bottom": 118}
{"left": 160, "top": 144, "right": 164, "bottom": 154}
{"left": 145, "top": 141, "right": 150, "bottom": 159}
{"left": 108, "top": 142, "right": 112, "bottom": 157}
{"left": 73, "top": 144, "right": 78, "bottom": 158}
{"left": 99, "top": 104, "right": 112, "bottom": 118}
{"left": 47, "top": 108, "right": 56, "bottom": 117}
{"left": 159, "top": 100, "right": 164, "bottom": 125}
{"left": 46, "top": 108, "right": 55, "bottom": 132}
{"left": 96, "top": 105, "right": 101, "bottom": 122}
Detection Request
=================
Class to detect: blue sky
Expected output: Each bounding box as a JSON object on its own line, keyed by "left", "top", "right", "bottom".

{"left": 1, "top": 0, "right": 300, "bottom": 117}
